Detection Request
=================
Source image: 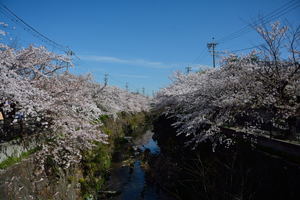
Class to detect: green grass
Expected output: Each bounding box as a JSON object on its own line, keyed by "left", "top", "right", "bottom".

{"left": 0, "top": 148, "right": 39, "bottom": 169}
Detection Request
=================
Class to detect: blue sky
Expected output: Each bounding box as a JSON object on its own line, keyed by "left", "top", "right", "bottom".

{"left": 1, "top": 0, "right": 299, "bottom": 95}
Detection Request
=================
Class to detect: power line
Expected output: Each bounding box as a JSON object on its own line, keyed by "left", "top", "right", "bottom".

{"left": 0, "top": 3, "right": 69, "bottom": 53}
{"left": 216, "top": 0, "right": 299, "bottom": 43}
{"left": 190, "top": 0, "right": 300, "bottom": 67}
{"left": 216, "top": 0, "right": 300, "bottom": 44}
{"left": 190, "top": 46, "right": 207, "bottom": 65}
{"left": 225, "top": 44, "right": 263, "bottom": 53}
{"left": 184, "top": 45, "right": 207, "bottom": 72}
{"left": 78, "top": 65, "right": 142, "bottom": 92}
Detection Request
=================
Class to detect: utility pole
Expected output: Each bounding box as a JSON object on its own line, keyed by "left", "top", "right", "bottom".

{"left": 125, "top": 82, "right": 129, "bottom": 91}
{"left": 207, "top": 37, "right": 218, "bottom": 68}
{"left": 104, "top": 73, "right": 108, "bottom": 86}
{"left": 142, "top": 87, "right": 145, "bottom": 96}
{"left": 185, "top": 66, "right": 192, "bottom": 74}
{"left": 66, "top": 50, "right": 75, "bottom": 72}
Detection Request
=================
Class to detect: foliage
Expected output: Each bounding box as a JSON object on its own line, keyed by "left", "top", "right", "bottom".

{"left": 80, "top": 142, "right": 111, "bottom": 199}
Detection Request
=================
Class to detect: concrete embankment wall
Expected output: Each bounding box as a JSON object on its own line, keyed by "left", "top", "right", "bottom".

{"left": 0, "top": 134, "right": 41, "bottom": 163}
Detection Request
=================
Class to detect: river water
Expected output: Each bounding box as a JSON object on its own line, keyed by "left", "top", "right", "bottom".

{"left": 104, "top": 130, "right": 173, "bottom": 200}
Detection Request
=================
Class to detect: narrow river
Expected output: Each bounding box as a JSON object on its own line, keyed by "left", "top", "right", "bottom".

{"left": 105, "top": 130, "right": 173, "bottom": 200}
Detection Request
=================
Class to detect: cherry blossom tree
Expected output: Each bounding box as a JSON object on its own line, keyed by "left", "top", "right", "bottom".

{"left": 154, "top": 21, "right": 299, "bottom": 147}
{"left": 1, "top": 21, "right": 150, "bottom": 173}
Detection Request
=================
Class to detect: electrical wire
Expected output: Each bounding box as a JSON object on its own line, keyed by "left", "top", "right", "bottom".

{"left": 216, "top": 0, "right": 300, "bottom": 44}
{"left": 0, "top": 3, "right": 146, "bottom": 93}
{"left": 191, "top": 46, "right": 207, "bottom": 65}
{"left": 0, "top": 3, "right": 69, "bottom": 52}
{"left": 225, "top": 44, "right": 263, "bottom": 53}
